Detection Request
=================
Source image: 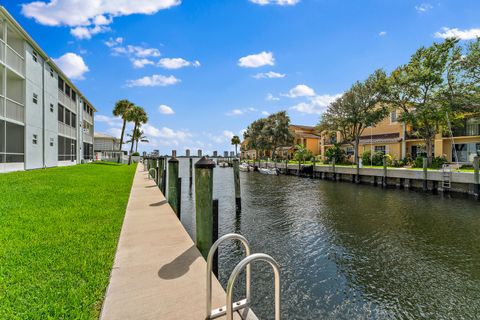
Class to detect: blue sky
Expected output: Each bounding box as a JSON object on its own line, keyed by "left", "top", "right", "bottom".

{"left": 4, "top": 0, "right": 480, "bottom": 154}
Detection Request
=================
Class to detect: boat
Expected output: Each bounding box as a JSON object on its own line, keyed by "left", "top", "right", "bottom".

{"left": 218, "top": 162, "right": 229, "bottom": 168}
{"left": 258, "top": 167, "right": 279, "bottom": 175}
{"left": 239, "top": 162, "right": 250, "bottom": 172}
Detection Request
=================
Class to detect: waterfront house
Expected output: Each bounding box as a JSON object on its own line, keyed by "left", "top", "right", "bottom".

{"left": 0, "top": 7, "right": 96, "bottom": 173}
{"left": 94, "top": 132, "right": 122, "bottom": 160}
{"left": 320, "top": 109, "right": 480, "bottom": 163}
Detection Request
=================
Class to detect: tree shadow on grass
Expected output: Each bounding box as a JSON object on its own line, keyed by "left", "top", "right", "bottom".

{"left": 90, "top": 162, "right": 123, "bottom": 166}
{"left": 158, "top": 245, "right": 200, "bottom": 280}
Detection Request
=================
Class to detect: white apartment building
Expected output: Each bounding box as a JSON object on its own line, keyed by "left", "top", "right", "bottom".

{"left": 0, "top": 7, "right": 95, "bottom": 173}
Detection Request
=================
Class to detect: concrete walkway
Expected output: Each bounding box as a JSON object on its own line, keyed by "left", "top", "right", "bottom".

{"left": 100, "top": 164, "right": 243, "bottom": 320}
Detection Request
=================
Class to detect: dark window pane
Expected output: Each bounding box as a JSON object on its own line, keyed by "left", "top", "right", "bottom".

{"left": 65, "top": 109, "right": 71, "bottom": 126}
{"left": 65, "top": 84, "right": 71, "bottom": 97}
{"left": 72, "top": 91, "right": 77, "bottom": 102}
{"left": 0, "top": 120, "right": 4, "bottom": 153}
{"left": 71, "top": 113, "right": 76, "bottom": 128}
{"left": 58, "top": 105, "right": 64, "bottom": 122}
{"left": 5, "top": 154, "right": 24, "bottom": 163}
{"left": 6, "top": 122, "right": 24, "bottom": 154}
{"left": 58, "top": 77, "right": 64, "bottom": 91}
{"left": 0, "top": 154, "right": 4, "bottom": 163}
{"left": 58, "top": 135, "right": 65, "bottom": 159}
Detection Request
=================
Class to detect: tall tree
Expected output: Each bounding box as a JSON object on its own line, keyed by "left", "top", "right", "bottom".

{"left": 126, "top": 128, "right": 149, "bottom": 153}
{"left": 231, "top": 135, "right": 241, "bottom": 157}
{"left": 263, "top": 111, "right": 294, "bottom": 161}
{"left": 319, "top": 69, "right": 389, "bottom": 181}
{"left": 127, "top": 106, "right": 148, "bottom": 165}
{"left": 244, "top": 118, "right": 269, "bottom": 160}
{"left": 385, "top": 38, "right": 478, "bottom": 164}
{"left": 112, "top": 99, "right": 134, "bottom": 152}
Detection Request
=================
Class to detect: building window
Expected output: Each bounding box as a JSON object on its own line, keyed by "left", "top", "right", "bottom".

{"left": 50, "top": 103, "right": 54, "bottom": 112}
{"left": 50, "top": 138, "right": 54, "bottom": 147}
{"left": 58, "top": 77, "right": 64, "bottom": 91}
{"left": 65, "top": 84, "right": 71, "bottom": 97}
{"left": 5, "top": 121, "right": 25, "bottom": 163}
{"left": 374, "top": 145, "right": 386, "bottom": 155}
{"left": 390, "top": 111, "right": 397, "bottom": 123}
{"left": 71, "top": 113, "right": 76, "bottom": 128}
{"left": 58, "top": 136, "right": 77, "bottom": 161}
{"left": 346, "top": 146, "right": 354, "bottom": 156}
{"left": 32, "top": 134, "right": 38, "bottom": 145}
{"left": 58, "top": 104, "right": 64, "bottom": 122}
{"left": 72, "top": 91, "right": 77, "bottom": 102}
{"left": 33, "top": 93, "right": 38, "bottom": 104}
{"left": 65, "top": 109, "right": 71, "bottom": 126}
{"left": 32, "top": 51, "right": 38, "bottom": 62}
{"left": 50, "top": 67, "right": 54, "bottom": 78}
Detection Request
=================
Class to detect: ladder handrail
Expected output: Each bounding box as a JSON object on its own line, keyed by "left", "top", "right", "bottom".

{"left": 206, "top": 233, "right": 251, "bottom": 319}
{"left": 226, "top": 253, "right": 281, "bottom": 320}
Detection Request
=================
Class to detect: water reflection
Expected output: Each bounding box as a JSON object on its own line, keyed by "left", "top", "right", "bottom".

{"left": 176, "top": 159, "right": 480, "bottom": 319}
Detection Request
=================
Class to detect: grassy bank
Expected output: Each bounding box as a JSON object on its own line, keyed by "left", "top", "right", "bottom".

{"left": 0, "top": 163, "right": 136, "bottom": 319}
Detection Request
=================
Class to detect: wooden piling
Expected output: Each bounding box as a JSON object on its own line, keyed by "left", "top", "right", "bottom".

{"left": 382, "top": 156, "right": 387, "bottom": 187}
{"left": 332, "top": 158, "right": 336, "bottom": 181}
{"left": 194, "top": 157, "right": 216, "bottom": 259}
{"left": 423, "top": 157, "right": 428, "bottom": 192}
{"left": 212, "top": 199, "right": 219, "bottom": 277}
{"left": 312, "top": 158, "right": 316, "bottom": 178}
{"left": 189, "top": 157, "right": 193, "bottom": 192}
{"left": 233, "top": 158, "right": 241, "bottom": 212}
{"left": 474, "top": 156, "right": 479, "bottom": 198}
{"left": 158, "top": 157, "right": 165, "bottom": 193}
{"left": 168, "top": 157, "right": 180, "bottom": 216}
{"left": 177, "top": 177, "right": 182, "bottom": 219}
{"left": 285, "top": 158, "right": 288, "bottom": 175}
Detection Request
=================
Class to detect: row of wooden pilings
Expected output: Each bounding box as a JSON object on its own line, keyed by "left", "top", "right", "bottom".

{"left": 144, "top": 154, "right": 243, "bottom": 275}
{"left": 255, "top": 155, "right": 480, "bottom": 198}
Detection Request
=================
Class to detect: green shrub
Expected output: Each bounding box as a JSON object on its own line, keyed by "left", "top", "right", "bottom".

{"left": 361, "top": 150, "right": 392, "bottom": 166}
{"left": 131, "top": 152, "right": 140, "bottom": 156}
{"left": 325, "top": 144, "right": 346, "bottom": 164}
{"left": 431, "top": 156, "right": 448, "bottom": 169}
{"left": 413, "top": 156, "right": 425, "bottom": 168}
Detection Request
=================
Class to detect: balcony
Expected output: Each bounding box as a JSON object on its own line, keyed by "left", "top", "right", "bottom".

{"left": 5, "top": 97, "right": 24, "bottom": 123}
{"left": 83, "top": 133, "right": 93, "bottom": 144}
{"left": 58, "top": 89, "right": 76, "bottom": 111}
{"left": 445, "top": 118, "right": 480, "bottom": 137}
{"left": 58, "top": 121, "right": 76, "bottom": 139}
{"left": 0, "top": 40, "right": 4, "bottom": 64}
{"left": 6, "top": 45, "right": 24, "bottom": 77}
{"left": 83, "top": 111, "right": 93, "bottom": 124}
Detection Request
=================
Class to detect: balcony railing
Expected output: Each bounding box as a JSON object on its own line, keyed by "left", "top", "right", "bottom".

{"left": 5, "top": 97, "right": 24, "bottom": 123}
{"left": 58, "top": 89, "right": 76, "bottom": 112}
{"left": 58, "top": 121, "right": 76, "bottom": 139}
{"left": 83, "top": 133, "right": 93, "bottom": 144}
{"left": 0, "top": 40, "right": 4, "bottom": 64}
{"left": 84, "top": 111, "right": 93, "bottom": 124}
{"left": 6, "top": 44, "right": 24, "bottom": 76}
{"left": 0, "top": 95, "right": 4, "bottom": 117}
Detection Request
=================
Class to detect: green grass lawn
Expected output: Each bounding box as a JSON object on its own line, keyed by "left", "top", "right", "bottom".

{"left": 0, "top": 163, "right": 137, "bottom": 319}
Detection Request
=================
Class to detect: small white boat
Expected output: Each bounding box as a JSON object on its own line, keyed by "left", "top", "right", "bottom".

{"left": 218, "top": 162, "right": 229, "bottom": 168}
{"left": 258, "top": 167, "right": 279, "bottom": 175}
{"left": 239, "top": 162, "right": 250, "bottom": 172}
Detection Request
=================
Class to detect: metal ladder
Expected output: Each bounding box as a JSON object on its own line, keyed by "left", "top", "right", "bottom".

{"left": 442, "top": 164, "right": 452, "bottom": 189}
{"left": 206, "top": 233, "right": 281, "bottom": 320}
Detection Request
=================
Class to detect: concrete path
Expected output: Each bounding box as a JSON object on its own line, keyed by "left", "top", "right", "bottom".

{"left": 100, "top": 164, "right": 243, "bottom": 320}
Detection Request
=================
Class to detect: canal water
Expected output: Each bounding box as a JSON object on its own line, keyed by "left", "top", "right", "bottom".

{"left": 176, "top": 158, "right": 480, "bottom": 319}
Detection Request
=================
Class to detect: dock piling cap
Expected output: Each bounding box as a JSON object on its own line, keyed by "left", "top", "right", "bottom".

{"left": 168, "top": 156, "right": 179, "bottom": 163}
{"left": 195, "top": 156, "right": 216, "bottom": 169}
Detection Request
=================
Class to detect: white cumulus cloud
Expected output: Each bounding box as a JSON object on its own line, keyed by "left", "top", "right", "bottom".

{"left": 379, "top": 31, "right": 387, "bottom": 37}
{"left": 290, "top": 94, "right": 342, "bottom": 115}
{"left": 238, "top": 51, "right": 275, "bottom": 68}
{"left": 434, "top": 27, "right": 480, "bottom": 40}
{"left": 132, "top": 58, "right": 155, "bottom": 69}
{"left": 21, "top": 0, "right": 181, "bottom": 38}
{"left": 415, "top": 3, "right": 433, "bottom": 13}
{"left": 53, "top": 52, "right": 89, "bottom": 80}
{"left": 126, "top": 74, "right": 180, "bottom": 87}
{"left": 158, "top": 58, "right": 201, "bottom": 69}
{"left": 159, "top": 104, "right": 175, "bottom": 115}
{"left": 249, "top": 0, "right": 300, "bottom": 6}
{"left": 226, "top": 107, "right": 258, "bottom": 116}
{"left": 253, "top": 71, "right": 285, "bottom": 79}
{"left": 284, "top": 84, "right": 316, "bottom": 98}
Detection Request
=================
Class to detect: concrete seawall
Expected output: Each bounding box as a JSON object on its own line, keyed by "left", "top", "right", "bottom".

{"left": 260, "top": 162, "right": 479, "bottom": 197}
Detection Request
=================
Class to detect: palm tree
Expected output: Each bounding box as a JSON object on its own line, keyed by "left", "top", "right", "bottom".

{"left": 112, "top": 99, "right": 134, "bottom": 152}
{"left": 126, "top": 129, "right": 149, "bottom": 153}
{"left": 127, "top": 106, "right": 148, "bottom": 165}
{"left": 231, "top": 135, "right": 241, "bottom": 157}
